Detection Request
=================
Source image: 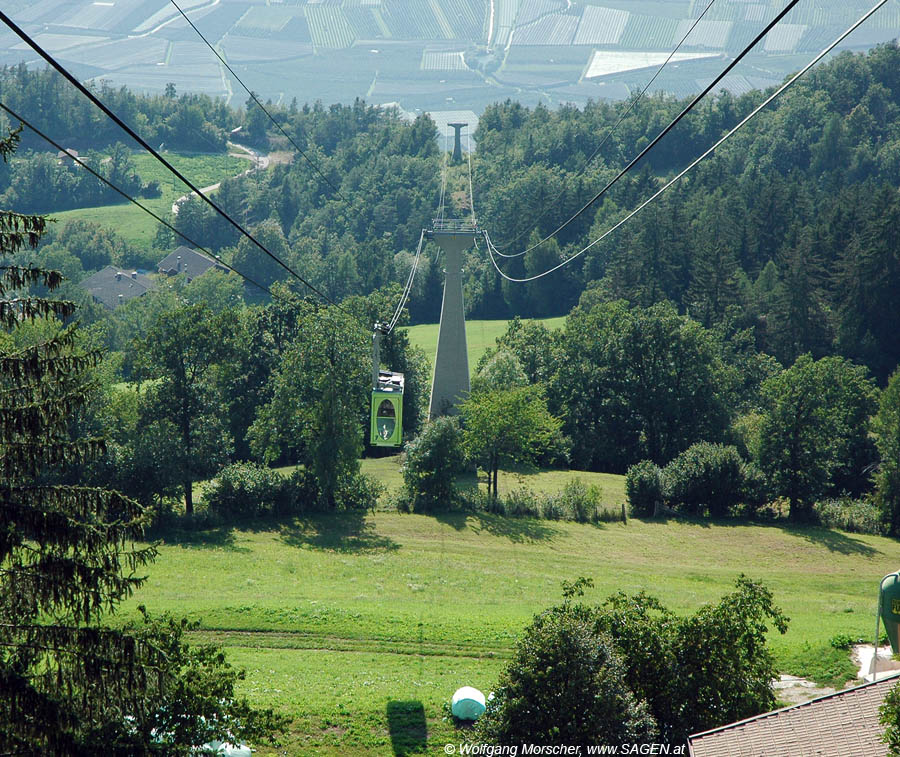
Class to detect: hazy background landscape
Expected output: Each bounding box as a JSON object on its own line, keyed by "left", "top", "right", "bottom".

{"left": 4, "top": 0, "right": 900, "bottom": 115}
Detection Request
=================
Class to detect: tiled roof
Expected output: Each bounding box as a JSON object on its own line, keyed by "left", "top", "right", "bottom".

{"left": 689, "top": 673, "right": 900, "bottom": 757}
{"left": 157, "top": 246, "right": 224, "bottom": 278}
{"left": 78, "top": 266, "right": 155, "bottom": 310}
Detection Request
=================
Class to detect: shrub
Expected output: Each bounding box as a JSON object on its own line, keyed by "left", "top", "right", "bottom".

{"left": 477, "top": 577, "right": 787, "bottom": 748}
{"left": 555, "top": 478, "right": 601, "bottom": 523}
{"left": 399, "top": 417, "right": 466, "bottom": 512}
{"left": 625, "top": 461, "right": 664, "bottom": 517}
{"left": 333, "top": 472, "right": 384, "bottom": 511}
{"left": 879, "top": 675, "right": 900, "bottom": 755}
{"left": 740, "top": 461, "right": 769, "bottom": 514}
{"left": 475, "top": 606, "right": 658, "bottom": 748}
{"left": 541, "top": 499, "right": 565, "bottom": 520}
{"left": 204, "top": 462, "right": 290, "bottom": 520}
{"left": 502, "top": 488, "right": 542, "bottom": 518}
{"left": 814, "top": 497, "right": 885, "bottom": 535}
{"left": 663, "top": 442, "right": 745, "bottom": 518}
{"left": 283, "top": 467, "right": 319, "bottom": 514}
{"left": 830, "top": 633, "right": 866, "bottom": 650}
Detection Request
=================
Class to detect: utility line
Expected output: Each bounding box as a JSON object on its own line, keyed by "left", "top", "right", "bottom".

{"left": 492, "top": 0, "right": 719, "bottom": 255}
{"left": 492, "top": 0, "right": 805, "bottom": 260}
{"left": 0, "top": 8, "right": 353, "bottom": 319}
{"left": 486, "top": 0, "right": 890, "bottom": 283}
{"left": 0, "top": 99, "right": 285, "bottom": 302}
{"left": 168, "top": 0, "right": 344, "bottom": 200}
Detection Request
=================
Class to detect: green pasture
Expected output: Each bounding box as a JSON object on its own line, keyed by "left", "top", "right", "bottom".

{"left": 359, "top": 454, "right": 626, "bottom": 508}
{"left": 403, "top": 316, "right": 565, "bottom": 376}
{"left": 126, "top": 510, "right": 899, "bottom": 754}
{"left": 52, "top": 151, "right": 250, "bottom": 249}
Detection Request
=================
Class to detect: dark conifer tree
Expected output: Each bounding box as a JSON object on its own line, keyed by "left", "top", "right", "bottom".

{"left": 0, "top": 129, "right": 281, "bottom": 754}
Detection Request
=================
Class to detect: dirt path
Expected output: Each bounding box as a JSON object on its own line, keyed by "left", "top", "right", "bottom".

{"left": 171, "top": 142, "right": 270, "bottom": 215}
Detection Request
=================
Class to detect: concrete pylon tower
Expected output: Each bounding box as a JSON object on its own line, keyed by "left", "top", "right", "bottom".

{"left": 448, "top": 122, "right": 466, "bottom": 164}
{"left": 427, "top": 220, "right": 478, "bottom": 418}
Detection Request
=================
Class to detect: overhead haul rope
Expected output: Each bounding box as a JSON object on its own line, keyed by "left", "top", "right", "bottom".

{"left": 385, "top": 229, "right": 426, "bottom": 334}
{"left": 492, "top": 0, "right": 720, "bottom": 254}
{"left": 168, "top": 0, "right": 344, "bottom": 200}
{"left": 486, "top": 0, "right": 891, "bottom": 283}
{"left": 0, "top": 9, "right": 359, "bottom": 322}
{"left": 0, "top": 100, "right": 287, "bottom": 302}
{"left": 466, "top": 126, "right": 477, "bottom": 229}
{"left": 490, "top": 0, "right": 805, "bottom": 260}
{"left": 438, "top": 129, "right": 449, "bottom": 224}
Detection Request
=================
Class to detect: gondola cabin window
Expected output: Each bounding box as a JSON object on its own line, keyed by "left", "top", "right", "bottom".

{"left": 377, "top": 399, "right": 396, "bottom": 439}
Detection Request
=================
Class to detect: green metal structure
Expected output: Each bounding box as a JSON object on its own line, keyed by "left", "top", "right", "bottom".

{"left": 369, "top": 326, "right": 404, "bottom": 447}
{"left": 371, "top": 371, "right": 404, "bottom": 447}
{"left": 880, "top": 572, "right": 900, "bottom": 654}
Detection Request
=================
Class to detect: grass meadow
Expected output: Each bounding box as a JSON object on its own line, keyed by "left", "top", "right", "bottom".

{"left": 125, "top": 501, "right": 899, "bottom": 754}
{"left": 53, "top": 151, "right": 250, "bottom": 249}
{"left": 403, "top": 316, "right": 566, "bottom": 376}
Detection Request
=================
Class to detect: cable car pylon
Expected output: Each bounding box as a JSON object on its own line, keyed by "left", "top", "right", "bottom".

{"left": 427, "top": 216, "right": 484, "bottom": 419}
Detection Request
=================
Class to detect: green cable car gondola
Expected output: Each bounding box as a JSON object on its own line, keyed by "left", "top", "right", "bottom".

{"left": 370, "top": 325, "right": 404, "bottom": 447}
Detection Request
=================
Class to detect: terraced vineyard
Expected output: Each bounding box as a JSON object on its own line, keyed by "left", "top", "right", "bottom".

{"left": 3, "top": 0, "right": 895, "bottom": 122}
{"left": 306, "top": 6, "right": 357, "bottom": 50}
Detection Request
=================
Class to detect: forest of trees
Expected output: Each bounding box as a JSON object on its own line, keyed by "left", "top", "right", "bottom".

{"left": 4, "top": 32, "right": 900, "bottom": 755}
{"left": 0, "top": 42, "right": 898, "bottom": 528}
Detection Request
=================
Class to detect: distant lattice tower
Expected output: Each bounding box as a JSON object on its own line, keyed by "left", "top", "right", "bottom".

{"left": 426, "top": 217, "right": 480, "bottom": 418}
{"left": 448, "top": 122, "right": 467, "bottom": 164}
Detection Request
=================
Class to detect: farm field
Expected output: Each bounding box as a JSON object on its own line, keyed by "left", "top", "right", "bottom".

{"left": 125, "top": 513, "right": 900, "bottom": 754}
{"left": 404, "top": 316, "right": 565, "bottom": 375}
{"left": 5, "top": 0, "right": 897, "bottom": 114}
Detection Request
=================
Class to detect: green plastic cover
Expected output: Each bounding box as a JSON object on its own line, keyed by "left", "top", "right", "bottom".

{"left": 881, "top": 572, "right": 900, "bottom": 654}
{"left": 451, "top": 686, "right": 486, "bottom": 720}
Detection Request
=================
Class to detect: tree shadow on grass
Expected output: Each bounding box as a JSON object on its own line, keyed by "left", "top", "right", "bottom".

{"left": 778, "top": 523, "right": 881, "bottom": 557}
{"left": 433, "top": 510, "right": 561, "bottom": 543}
{"left": 386, "top": 700, "right": 428, "bottom": 756}
{"left": 279, "top": 510, "right": 399, "bottom": 553}
{"left": 645, "top": 514, "right": 881, "bottom": 557}
{"left": 153, "top": 524, "right": 250, "bottom": 553}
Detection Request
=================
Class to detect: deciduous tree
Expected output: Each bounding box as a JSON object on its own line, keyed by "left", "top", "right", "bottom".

{"left": 135, "top": 302, "right": 233, "bottom": 515}
{"left": 461, "top": 385, "right": 562, "bottom": 500}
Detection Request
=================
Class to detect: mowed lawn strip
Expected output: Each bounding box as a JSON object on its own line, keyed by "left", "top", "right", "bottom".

{"left": 127, "top": 514, "right": 899, "bottom": 753}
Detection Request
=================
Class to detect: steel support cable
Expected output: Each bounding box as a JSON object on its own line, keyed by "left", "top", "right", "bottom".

{"left": 490, "top": 0, "right": 805, "bottom": 261}
{"left": 438, "top": 130, "right": 449, "bottom": 223}
{"left": 491, "top": 0, "right": 719, "bottom": 254}
{"left": 486, "top": 0, "right": 890, "bottom": 283}
{"left": 466, "top": 126, "right": 477, "bottom": 228}
{"left": 168, "top": 0, "right": 344, "bottom": 201}
{"left": 0, "top": 100, "right": 288, "bottom": 302}
{"left": 0, "top": 9, "right": 356, "bottom": 322}
{"left": 386, "top": 229, "right": 425, "bottom": 333}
